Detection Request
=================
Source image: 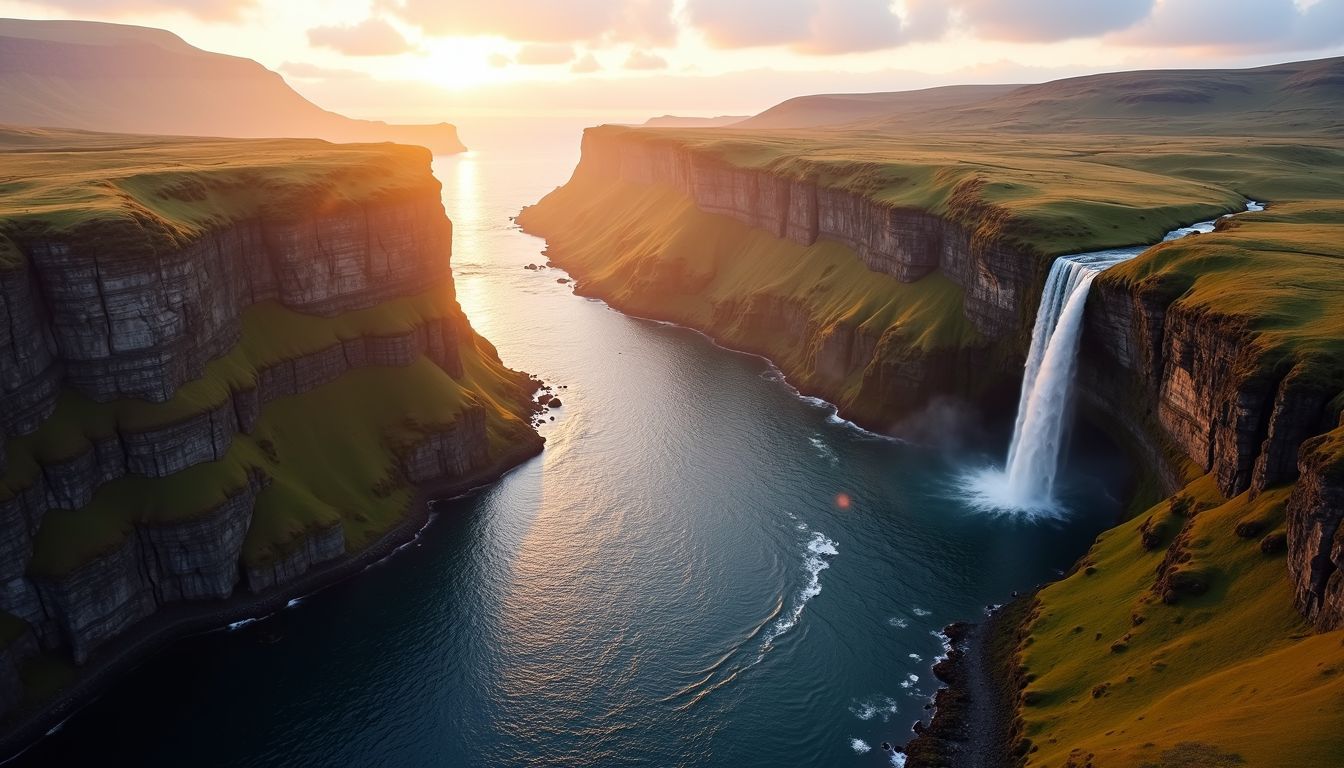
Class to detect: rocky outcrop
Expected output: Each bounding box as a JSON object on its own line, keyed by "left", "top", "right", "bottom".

{"left": 0, "top": 155, "right": 544, "bottom": 705}
{"left": 572, "top": 129, "right": 1035, "bottom": 341}
{"left": 1287, "top": 428, "right": 1344, "bottom": 631}
{"left": 244, "top": 524, "right": 344, "bottom": 594}
{"left": 547, "top": 127, "right": 1344, "bottom": 641}
{"left": 1082, "top": 279, "right": 1337, "bottom": 499}
{"left": 1, "top": 193, "right": 451, "bottom": 411}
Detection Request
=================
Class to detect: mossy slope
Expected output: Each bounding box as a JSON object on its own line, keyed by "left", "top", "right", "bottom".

{"left": 1019, "top": 475, "right": 1344, "bottom": 767}
{"left": 519, "top": 173, "right": 984, "bottom": 427}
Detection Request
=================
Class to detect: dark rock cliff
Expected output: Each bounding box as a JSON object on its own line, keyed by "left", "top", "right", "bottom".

{"left": 547, "top": 127, "right": 1344, "bottom": 631}
{"left": 571, "top": 129, "right": 1037, "bottom": 341}
{"left": 0, "top": 182, "right": 537, "bottom": 705}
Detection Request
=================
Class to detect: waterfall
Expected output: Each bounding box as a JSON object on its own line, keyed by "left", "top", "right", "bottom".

{"left": 1001, "top": 255, "right": 1112, "bottom": 506}
{"left": 963, "top": 201, "right": 1263, "bottom": 514}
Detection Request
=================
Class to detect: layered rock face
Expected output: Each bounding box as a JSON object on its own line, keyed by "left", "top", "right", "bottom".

{"left": 1287, "top": 428, "right": 1344, "bottom": 630}
{"left": 1082, "top": 279, "right": 1337, "bottom": 501}
{"left": 1, "top": 193, "right": 451, "bottom": 412}
{"left": 0, "top": 176, "right": 537, "bottom": 692}
{"left": 550, "top": 127, "right": 1344, "bottom": 634}
{"left": 572, "top": 130, "right": 1034, "bottom": 341}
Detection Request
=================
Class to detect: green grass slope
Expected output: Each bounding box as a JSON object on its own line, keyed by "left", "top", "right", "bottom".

{"left": 519, "top": 174, "right": 984, "bottom": 427}
{"left": 0, "top": 126, "right": 441, "bottom": 268}
{"left": 549, "top": 59, "right": 1344, "bottom": 762}
{"left": 1019, "top": 474, "right": 1344, "bottom": 767}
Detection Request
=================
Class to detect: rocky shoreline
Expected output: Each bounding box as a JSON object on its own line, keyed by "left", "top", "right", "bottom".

{"left": 903, "top": 599, "right": 1032, "bottom": 768}
{"left": 0, "top": 437, "right": 542, "bottom": 760}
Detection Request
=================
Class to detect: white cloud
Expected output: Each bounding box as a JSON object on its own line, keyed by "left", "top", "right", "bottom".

{"left": 384, "top": 0, "right": 675, "bottom": 44}
{"left": 1114, "top": 0, "right": 1344, "bottom": 52}
{"left": 307, "top": 18, "right": 413, "bottom": 56}
{"left": 624, "top": 49, "right": 667, "bottom": 69}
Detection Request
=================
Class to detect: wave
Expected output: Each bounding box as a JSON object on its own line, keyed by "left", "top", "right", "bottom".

{"left": 759, "top": 530, "right": 838, "bottom": 655}
{"left": 850, "top": 738, "right": 872, "bottom": 754}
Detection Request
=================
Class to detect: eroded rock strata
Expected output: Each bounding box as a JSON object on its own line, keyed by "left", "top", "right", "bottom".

{"left": 0, "top": 140, "right": 541, "bottom": 716}
{"left": 524, "top": 126, "right": 1344, "bottom": 631}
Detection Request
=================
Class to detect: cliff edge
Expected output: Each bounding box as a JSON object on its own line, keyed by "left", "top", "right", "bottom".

{"left": 0, "top": 126, "right": 539, "bottom": 732}
{"left": 521, "top": 114, "right": 1344, "bottom": 765}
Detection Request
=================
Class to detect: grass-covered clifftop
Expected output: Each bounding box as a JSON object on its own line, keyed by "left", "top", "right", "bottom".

{"left": 0, "top": 125, "right": 442, "bottom": 267}
{"left": 526, "top": 69, "right": 1344, "bottom": 763}
{"left": 0, "top": 127, "right": 540, "bottom": 720}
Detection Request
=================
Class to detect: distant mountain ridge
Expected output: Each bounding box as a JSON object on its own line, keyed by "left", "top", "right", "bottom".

{"left": 731, "top": 57, "right": 1344, "bottom": 136}
{"left": 0, "top": 18, "right": 466, "bottom": 153}
{"left": 733, "top": 84, "right": 1019, "bottom": 130}
{"left": 641, "top": 115, "right": 749, "bottom": 128}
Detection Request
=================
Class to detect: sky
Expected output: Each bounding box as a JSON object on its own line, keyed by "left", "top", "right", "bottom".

{"left": 1, "top": 0, "right": 1343, "bottom": 124}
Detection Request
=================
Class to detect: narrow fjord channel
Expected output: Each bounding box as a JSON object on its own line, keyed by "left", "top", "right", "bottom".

{"left": 14, "top": 127, "right": 1131, "bottom": 767}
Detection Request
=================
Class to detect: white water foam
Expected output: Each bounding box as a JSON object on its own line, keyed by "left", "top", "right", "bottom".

{"left": 932, "top": 629, "right": 954, "bottom": 664}
{"left": 890, "top": 753, "right": 908, "bottom": 767}
{"left": 808, "top": 435, "right": 839, "bottom": 465}
{"left": 850, "top": 696, "right": 899, "bottom": 722}
{"left": 911, "top": 607, "right": 931, "bottom": 617}
{"left": 899, "top": 673, "right": 919, "bottom": 690}
{"left": 961, "top": 201, "right": 1263, "bottom": 514}
{"left": 850, "top": 738, "right": 872, "bottom": 754}
{"left": 758, "top": 530, "right": 838, "bottom": 655}
{"left": 888, "top": 617, "right": 909, "bottom": 629}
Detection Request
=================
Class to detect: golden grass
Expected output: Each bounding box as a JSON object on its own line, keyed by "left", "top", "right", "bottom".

{"left": 1019, "top": 474, "right": 1344, "bottom": 766}
{"left": 0, "top": 127, "right": 438, "bottom": 269}
{"left": 519, "top": 173, "right": 983, "bottom": 421}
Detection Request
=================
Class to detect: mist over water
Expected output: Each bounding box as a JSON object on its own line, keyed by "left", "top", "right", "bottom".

{"left": 15, "top": 122, "right": 1131, "bottom": 767}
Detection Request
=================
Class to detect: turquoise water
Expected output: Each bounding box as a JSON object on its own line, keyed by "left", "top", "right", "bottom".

{"left": 13, "top": 125, "right": 1128, "bottom": 767}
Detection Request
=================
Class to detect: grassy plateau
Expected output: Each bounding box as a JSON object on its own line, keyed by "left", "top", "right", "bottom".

{"left": 525, "top": 57, "right": 1344, "bottom": 767}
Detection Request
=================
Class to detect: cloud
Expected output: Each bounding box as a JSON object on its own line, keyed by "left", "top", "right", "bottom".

{"left": 954, "top": 0, "right": 1153, "bottom": 42}
{"left": 624, "top": 50, "right": 667, "bottom": 69}
{"left": 488, "top": 52, "right": 512, "bottom": 68}
{"left": 35, "top": 0, "right": 256, "bottom": 19}
{"left": 686, "top": 0, "right": 947, "bottom": 55}
{"left": 571, "top": 52, "right": 603, "bottom": 73}
{"left": 1112, "top": 0, "right": 1344, "bottom": 52}
{"left": 307, "top": 18, "right": 413, "bottom": 56}
{"left": 279, "top": 61, "right": 371, "bottom": 79}
{"left": 515, "top": 42, "right": 575, "bottom": 65}
{"left": 384, "top": 0, "right": 675, "bottom": 44}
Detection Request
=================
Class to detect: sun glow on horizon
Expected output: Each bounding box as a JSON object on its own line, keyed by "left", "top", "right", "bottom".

{"left": 415, "top": 38, "right": 513, "bottom": 89}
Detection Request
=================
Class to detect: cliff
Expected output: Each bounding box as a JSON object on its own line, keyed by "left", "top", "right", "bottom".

{"left": 0, "top": 19, "right": 466, "bottom": 154}
{"left": 0, "top": 131, "right": 539, "bottom": 720}
{"left": 523, "top": 123, "right": 1344, "bottom": 765}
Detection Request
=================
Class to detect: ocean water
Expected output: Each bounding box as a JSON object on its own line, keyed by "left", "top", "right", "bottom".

{"left": 13, "top": 121, "right": 1129, "bottom": 767}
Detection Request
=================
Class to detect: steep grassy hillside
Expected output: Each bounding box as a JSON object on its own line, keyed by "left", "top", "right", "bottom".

{"left": 0, "top": 128, "right": 540, "bottom": 720}
{"left": 528, "top": 59, "right": 1344, "bottom": 763}
{"left": 520, "top": 175, "right": 984, "bottom": 428}
{"left": 1018, "top": 473, "right": 1344, "bottom": 767}
{"left": 0, "top": 19, "right": 465, "bottom": 153}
